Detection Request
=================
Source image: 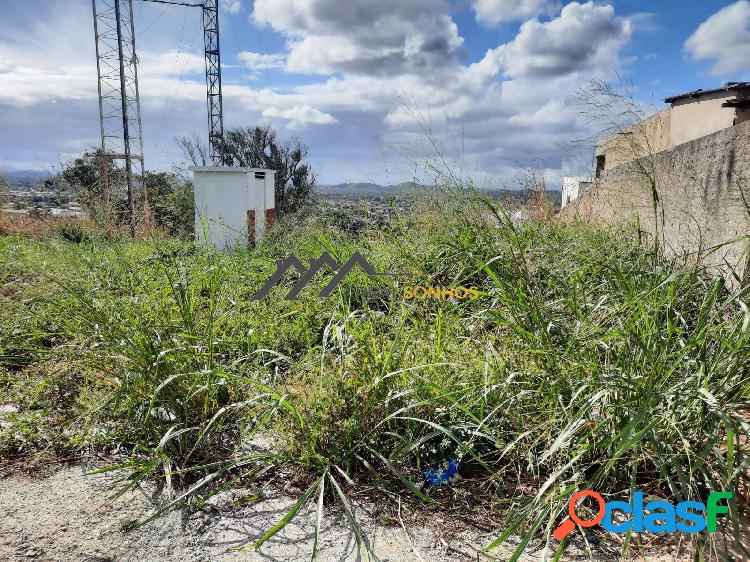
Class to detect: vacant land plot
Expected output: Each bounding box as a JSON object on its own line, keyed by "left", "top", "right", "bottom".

{"left": 1, "top": 193, "right": 748, "bottom": 560}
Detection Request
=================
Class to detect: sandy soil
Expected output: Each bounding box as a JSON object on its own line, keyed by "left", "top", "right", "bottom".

{"left": 0, "top": 463, "right": 524, "bottom": 562}
{"left": 2, "top": 460, "right": 739, "bottom": 561}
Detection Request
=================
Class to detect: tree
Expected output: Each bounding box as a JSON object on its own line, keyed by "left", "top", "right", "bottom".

{"left": 176, "top": 132, "right": 209, "bottom": 167}
{"left": 178, "top": 125, "right": 316, "bottom": 216}
{"left": 47, "top": 151, "right": 194, "bottom": 236}
{"left": 44, "top": 150, "right": 116, "bottom": 225}
{"left": 142, "top": 172, "right": 194, "bottom": 238}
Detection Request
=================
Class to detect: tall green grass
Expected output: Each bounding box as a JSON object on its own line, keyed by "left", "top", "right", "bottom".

{"left": 1, "top": 191, "right": 748, "bottom": 560}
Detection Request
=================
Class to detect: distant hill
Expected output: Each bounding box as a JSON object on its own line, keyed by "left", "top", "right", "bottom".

{"left": 318, "top": 182, "right": 561, "bottom": 204}
{"left": 4, "top": 170, "right": 50, "bottom": 188}
{"left": 317, "top": 182, "right": 405, "bottom": 195}
{"left": 323, "top": 182, "right": 385, "bottom": 190}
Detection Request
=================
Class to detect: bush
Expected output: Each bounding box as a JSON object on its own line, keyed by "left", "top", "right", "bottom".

{"left": 53, "top": 223, "right": 93, "bottom": 244}
{"left": 143, "top": 172, "right": 195, "bottom": 238}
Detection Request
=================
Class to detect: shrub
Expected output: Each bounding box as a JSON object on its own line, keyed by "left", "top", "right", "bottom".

{"left": 53, "top": 222, "right": 93, "bottom": 244}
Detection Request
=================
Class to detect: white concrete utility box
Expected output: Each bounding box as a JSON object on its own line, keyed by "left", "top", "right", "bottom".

{"left": 191, "top": 167, "right": 276, "bottom": 250}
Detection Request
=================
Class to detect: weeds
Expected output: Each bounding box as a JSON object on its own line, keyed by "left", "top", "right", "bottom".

{"left": 1, "top": 191, "right": 748, "bottom": 560}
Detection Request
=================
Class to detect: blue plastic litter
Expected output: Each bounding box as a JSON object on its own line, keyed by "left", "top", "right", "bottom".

{"left": 423, "top": 457, "right": 458, "bottom": 485}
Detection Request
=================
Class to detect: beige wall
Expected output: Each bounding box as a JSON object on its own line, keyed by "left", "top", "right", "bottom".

{"left": 670, "top": 93, "right": 737, "bottom": 147}
{"left": 562, "top": 120, "right": 750, "bottom": 285}
{"left": 597, "top": 110, "right": 671, "bottom": 171}
{"left": 597, "top": 95, "right": 744, "bottom": 173}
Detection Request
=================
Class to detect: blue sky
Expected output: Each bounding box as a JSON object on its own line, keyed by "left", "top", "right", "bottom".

{"left": 1, "top": 0, "right": 749, "bottom": 186}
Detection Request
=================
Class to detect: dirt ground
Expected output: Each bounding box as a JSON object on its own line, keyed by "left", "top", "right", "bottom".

{"left": 1, "top": 460, "right": 742, "bottom": 561}
{"left": 0, "top": 462, "right": 526, "bottom": 562}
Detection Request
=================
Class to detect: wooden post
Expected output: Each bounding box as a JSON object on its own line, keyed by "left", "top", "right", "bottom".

{"left": 102, "top": 155, "right": 112, "bottom": 241}
{"left": 247, "top": 209, "right": 256, "bottom": 247}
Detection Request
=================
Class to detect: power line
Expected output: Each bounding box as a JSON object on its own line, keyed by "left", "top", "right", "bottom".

{"left": 155, "top": 8, "right": 192, "bottom": 141}
{"left": 227, "top": 6, "right": 264, "bottom": 118}
{"left": 136, "top": 6, "right": 169, "bottom": 38}
{"left": 134, "top": 0, "right": 204, "bottom": 8}
{"left": 254, "top": 28, "right": 273, "bottom": 92}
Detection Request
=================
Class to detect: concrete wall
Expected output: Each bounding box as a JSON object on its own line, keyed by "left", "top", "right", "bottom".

{"left": 597, "top": 110, "right": 672, "bottom": 172}
{"left": 670, "top": 92, "right": 737, "bottom": 147}
{"left": 562, "top": 120, "right": 750, "bottom": 282}
{"left": 192, "top": 167, "right": 276, "bottom": 251}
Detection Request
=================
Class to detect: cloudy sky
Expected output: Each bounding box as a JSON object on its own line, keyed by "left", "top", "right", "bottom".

{"left": 1, "top": 0, "right": 749, "bottom": 186}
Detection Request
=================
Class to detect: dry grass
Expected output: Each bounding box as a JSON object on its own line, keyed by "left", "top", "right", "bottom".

{"left": 0, "top": 212, "right": 97, "bottom": 237}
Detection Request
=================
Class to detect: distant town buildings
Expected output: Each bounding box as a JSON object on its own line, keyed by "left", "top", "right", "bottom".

{"left": 1, "top": 183, "right": 85, "bottom": 219}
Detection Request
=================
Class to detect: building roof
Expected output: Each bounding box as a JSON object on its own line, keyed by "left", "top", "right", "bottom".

{"left": 664, "top": 82, "right": 750, "bottom": 104}
{"left": 722, "top": 98, "right": 750, "bottom": 109}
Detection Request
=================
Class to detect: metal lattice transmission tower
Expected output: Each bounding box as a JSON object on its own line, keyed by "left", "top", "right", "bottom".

{"left": 92, "top": 0, "right": 148, "bottom": 236}
{"left": 202, "top": 0, "right": 225, "bottom": 165}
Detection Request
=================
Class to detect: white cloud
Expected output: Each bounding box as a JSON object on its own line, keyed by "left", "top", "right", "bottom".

{"left": 508, "top": 99, "right": 569, "bottom": 126}
{"left": 284, "top": 35, "right": 361, "bottom": 74}
{"left": 139, "top": 51, "right": 205, "bottom": 76}
{"left": 262, "top": 104, "right": 338, "bottom": 129}
{"left": 0, "top": 0, "right": 634, "bottom": 183}
{"left": 471, "top": 0, "right": 557, "bottom": 25}
{"left": 0, "top": 54, "right": 13, "bottom": 73}
{"left": 0, "top": 58, "right": 93, "bottom": 106}
{"left": 253, "top": 0, "right": 463, "bottom": 76}
{"left": 684, "top": 0, "right": 750, "bottom": 75}
{"left": 492, "top": 2, "right": 632, "bottom": 78}
{"left": 221, "top": 0, "right": 242, "bottom": 15}
{"left": 237, "top": 51, "right": 286, "bottom": 70}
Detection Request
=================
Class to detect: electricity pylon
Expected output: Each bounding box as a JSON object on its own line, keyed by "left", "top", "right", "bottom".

{"left": 91, "top": 0, "right": 149, "bottom": 237}
{"left": 91, "top": 0, "right": 226, "bottom": 235}
{"left": 202, "top": 0, "right": 226, "bottom": 165}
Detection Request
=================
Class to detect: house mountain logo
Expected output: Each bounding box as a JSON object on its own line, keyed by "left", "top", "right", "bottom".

{"left": 251, "top": 251, "right": 397, "bottom": 300}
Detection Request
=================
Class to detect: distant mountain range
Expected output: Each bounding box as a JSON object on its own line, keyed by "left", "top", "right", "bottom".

{"left": 317, "top": 181, "right": 424, "bottom": 193}
{"left": 318, "top": 181, "right": 561, "bottom": 194}
{"left": 3, "top": 172, "right": 560, "bottom": 206}
{"left": 317, "top": 181, "right": 562, "bottom": 208}
{"left": 4, "top": 170, "right": 51, "bottom": 188}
